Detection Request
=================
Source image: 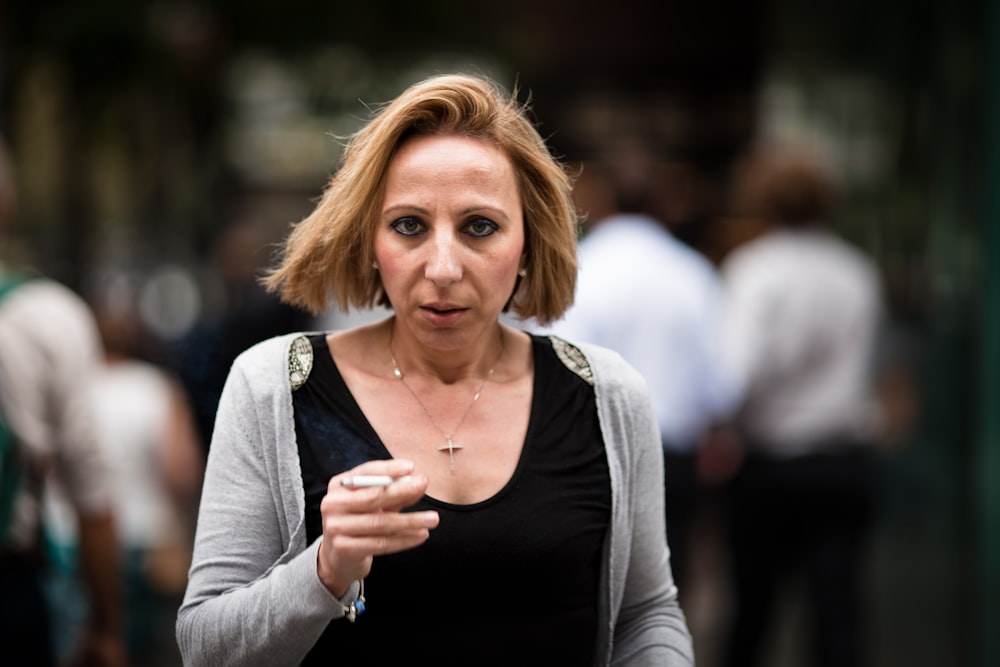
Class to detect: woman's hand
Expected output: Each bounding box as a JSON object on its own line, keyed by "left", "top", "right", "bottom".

{"left": 316, "top": 459, "right": 439, "bottom": 598}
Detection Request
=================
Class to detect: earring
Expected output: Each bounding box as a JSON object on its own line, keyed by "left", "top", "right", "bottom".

{"left": 372, "top": 261, "right": 379, "bottom": 270}
{"left": 518, "top": 268, "right": 527, "bottom": 277}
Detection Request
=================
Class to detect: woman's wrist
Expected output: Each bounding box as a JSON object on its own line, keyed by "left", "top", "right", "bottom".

{"left": 316, "top": 542, "right": 351, "bottom": 598}
{"left": 316, "top": 547, "right": 366, "bottom": 622}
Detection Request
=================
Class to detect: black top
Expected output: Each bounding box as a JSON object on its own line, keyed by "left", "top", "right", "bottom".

{"left": 294, "top": 333, "right": 610, "bottom": 667}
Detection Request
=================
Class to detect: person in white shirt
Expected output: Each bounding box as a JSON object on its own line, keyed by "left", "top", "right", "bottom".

{"left": 0, "top": 137, "right": 125, "bottom": 666}
{"left": 88, "top": 290, "right": 204, "bottom": 666}
{"left": 544, "top": 154, "right": 741, "bottom": 594}
{"left": 718, "top": 145, "right": 883, "bottom": 667}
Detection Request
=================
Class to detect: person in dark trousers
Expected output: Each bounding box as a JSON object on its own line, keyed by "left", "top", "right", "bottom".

{"left": 719, "top": 145, "right": 883, "bottom": 667}
{"left": 545, "top": 152, "right": 740, "bottom": 596}
{"left": 0, "top": 137, "right": 126, "bottom": 666}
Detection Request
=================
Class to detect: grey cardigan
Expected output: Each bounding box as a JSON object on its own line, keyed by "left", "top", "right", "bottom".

{"left": 176, "top": 332, "right": 694, "bottom": 666}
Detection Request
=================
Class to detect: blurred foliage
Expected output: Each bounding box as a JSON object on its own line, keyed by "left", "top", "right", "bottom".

{"left": 0, "top": 0, "right": 986, "bottom": 321}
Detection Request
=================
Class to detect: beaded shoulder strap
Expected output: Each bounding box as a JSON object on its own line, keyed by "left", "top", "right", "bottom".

{"left": 288, "top": 335, "right": 314, "bottom": 390}
{"left": 548, "top": 336, "right": 594, "bottom": 386}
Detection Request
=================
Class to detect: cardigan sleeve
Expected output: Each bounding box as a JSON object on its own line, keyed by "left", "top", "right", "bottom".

{"left": 584, "top": 344, "right": 695, "bottom": 666}
{"left": 176, "top": 344, "right": 355, "bottom": 666}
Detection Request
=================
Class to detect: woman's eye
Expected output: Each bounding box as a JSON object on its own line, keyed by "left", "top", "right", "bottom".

{"left": 390, "top": 217, "right": 424, "bottom": 236}
{"left": 465, "top": 218, "right": 498, "bottom": 238}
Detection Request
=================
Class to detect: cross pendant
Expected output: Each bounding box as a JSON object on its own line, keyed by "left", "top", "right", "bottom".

{"left": 437, "top": 437, "right": 464, "bottom": 474}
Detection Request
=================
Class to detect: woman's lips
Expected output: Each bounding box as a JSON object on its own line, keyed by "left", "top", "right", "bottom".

{"left": 421, "top": 304, "right": 466, "bottom": 325}
{"left": 423, "top": 302, "right": 463, "bottom": 313}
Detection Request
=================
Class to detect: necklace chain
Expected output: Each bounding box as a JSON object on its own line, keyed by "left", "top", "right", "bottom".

{"left": 389, "top": 331, "right": 504, "bottom": 474}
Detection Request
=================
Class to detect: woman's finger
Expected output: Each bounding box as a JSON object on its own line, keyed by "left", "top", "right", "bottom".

{"left": 323, "top": 507, "right": 439, "bottom": 539}
{"left": 326, "top": 472, "right": 429, "bottom": 514}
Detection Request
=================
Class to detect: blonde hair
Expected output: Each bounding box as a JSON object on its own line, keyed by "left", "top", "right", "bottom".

{"left": 262, "top": 73, "right": 579, "bottom": 326}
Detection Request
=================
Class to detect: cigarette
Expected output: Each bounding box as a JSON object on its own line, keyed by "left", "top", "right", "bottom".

{"left": 340, "top": 475, "right": 396, "bottom": 488}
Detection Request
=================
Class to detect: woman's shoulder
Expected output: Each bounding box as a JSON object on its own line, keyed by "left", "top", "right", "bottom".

{"left": 542, "top": 334, "right": 647, "bottom": 394}
{"left": 231, "top": 331, "right": 323, "bottom": 386}
{"left": 235, "top": 331, "right": 309, "bottom": 361}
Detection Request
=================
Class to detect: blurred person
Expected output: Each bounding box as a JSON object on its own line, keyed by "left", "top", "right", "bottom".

{"left": 88, "top": 279, "right": 204, "bottom": 667}
{"left": 0, "top": 137, "right": 125, "bottom": 665}
{"left": 177, "top": 73, "right": 694, "bottom": 666}
{"left": 543, "top": 150, "right": 741, "bottom": 595}
{"left": 172, "top": 218, "right": 316, "bottom": 452}
{"left": 718, "top": 145, "right": 883, "bottom": 667}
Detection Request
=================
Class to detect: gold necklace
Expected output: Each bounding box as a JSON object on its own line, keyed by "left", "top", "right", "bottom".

{"left": 389, "top": 331, "right": 504, "bottom": 474}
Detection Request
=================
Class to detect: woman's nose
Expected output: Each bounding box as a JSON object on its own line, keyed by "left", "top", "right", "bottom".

{"left": 424, "top": 230, "right": 462, "bottom": 285}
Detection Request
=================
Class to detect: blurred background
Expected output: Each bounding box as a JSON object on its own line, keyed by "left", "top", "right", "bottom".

{"left": 0, "top": 1, "right": 997, "bottom": 665}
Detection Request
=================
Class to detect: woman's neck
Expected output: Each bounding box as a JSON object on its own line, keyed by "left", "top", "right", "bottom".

{"left": 385, "top": 318, "right": 505, "bottom": 385}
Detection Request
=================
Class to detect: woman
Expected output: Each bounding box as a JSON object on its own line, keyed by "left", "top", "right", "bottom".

{"left": 176, "top": 73, "right": 693, "bottom": 666}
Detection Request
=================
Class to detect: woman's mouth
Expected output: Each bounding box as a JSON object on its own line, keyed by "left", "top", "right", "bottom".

{"left": 423, "top": 303, "right": 464, "bottom": 315}
{"left": 421, "top": 304, "right": 466, "bottom": 325}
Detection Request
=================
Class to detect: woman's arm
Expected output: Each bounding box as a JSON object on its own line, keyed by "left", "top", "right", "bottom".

{"left": 587, "top": 344, "right": 694, "bottom": 666}
{"left": 612, "top": 388, "right": 694, "bottom": 666}
{"left": 175, "top": 359, "right": 347, "bottom": 667}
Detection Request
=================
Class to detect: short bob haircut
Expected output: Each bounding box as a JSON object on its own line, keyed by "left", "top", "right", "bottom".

{"left": 263, "top": 73, "right": 579, "bottom": 327}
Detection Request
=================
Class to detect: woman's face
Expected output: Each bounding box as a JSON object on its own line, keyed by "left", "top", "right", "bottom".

{"left": 374, "top": 133, "right": 525, "bottom": 351}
